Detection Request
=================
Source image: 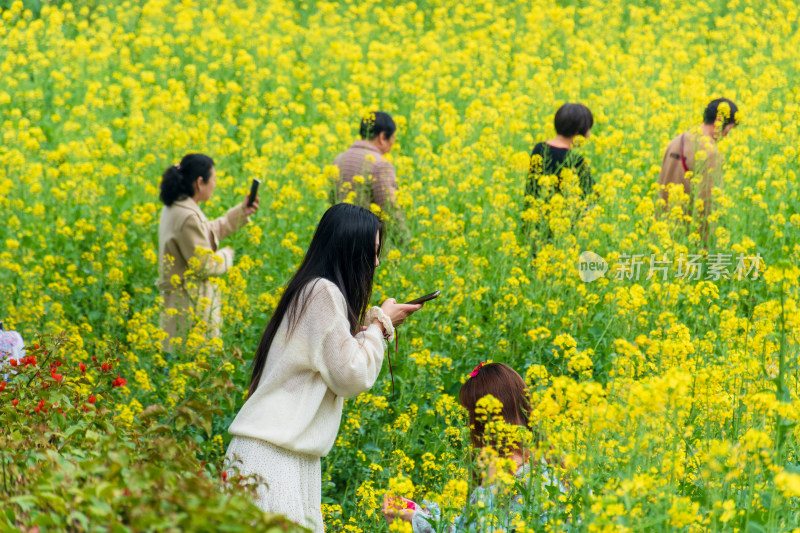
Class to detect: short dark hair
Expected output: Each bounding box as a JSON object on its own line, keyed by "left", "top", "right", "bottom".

{"left": 703, "top": 98, "right": 739, "bottom": 127}
{"left": 554, "top": 103, "right": 594, "bottom": 137}
{"left": 360, "top": 111, "right": 396, "bottom": 141}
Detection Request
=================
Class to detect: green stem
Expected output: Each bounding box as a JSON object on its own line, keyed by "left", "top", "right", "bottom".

{"left": 1, "top": 451, "right": 7, "bottom": 495}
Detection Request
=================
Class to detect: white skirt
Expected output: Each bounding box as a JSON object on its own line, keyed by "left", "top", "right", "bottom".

{"left": 225, "top": 436, "right": 324, "bottom": 532}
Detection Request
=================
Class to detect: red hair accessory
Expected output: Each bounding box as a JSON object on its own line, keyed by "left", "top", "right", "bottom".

{"left": 469, "top": 362, "right": 486, "bottom": 378}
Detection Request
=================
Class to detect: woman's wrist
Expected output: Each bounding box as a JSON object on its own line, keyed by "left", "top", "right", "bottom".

{"left": 365, "top": 306, "right": 394, "bottom": 342}
{"left": 371, "top": 318, "right": 387, "bottom": 336}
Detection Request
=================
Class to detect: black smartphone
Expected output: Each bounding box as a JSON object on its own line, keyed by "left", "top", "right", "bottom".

{"left": 247, "top": 178, "right": 261, "bottom": 207}
{"left": 405, "top": 290, "right": 440, "bottom": 305}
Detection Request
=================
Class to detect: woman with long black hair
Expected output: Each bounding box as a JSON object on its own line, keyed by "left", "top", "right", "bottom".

{"left": 225, "top": 203, "right": 422, "bottom": 531}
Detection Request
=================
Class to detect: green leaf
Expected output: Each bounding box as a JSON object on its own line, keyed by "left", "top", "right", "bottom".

{"left": 67, "top": 511, "right": 90, "bottom": 530}
{"left": 139, "top": 404, "right": 168, "bottom": 421}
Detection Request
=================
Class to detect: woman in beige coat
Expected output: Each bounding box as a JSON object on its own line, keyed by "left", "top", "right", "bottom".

{"left": 157, "top": 153, "right": 259, "bottom": 351}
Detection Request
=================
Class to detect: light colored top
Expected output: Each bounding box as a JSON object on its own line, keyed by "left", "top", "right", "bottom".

{"left": 412, "top": 460, "right": 568, "bottom": 532}
{"left": 228, "top": 278, "right": 386, "bottom": 457}
{"left": 333, "top": 140, "right": 397, "bottom": 208}
{"left": 157, "top": 197, "right": 248, "bottom": 291}
{"left": 0, "top": 329, "right": 24, "bottom": 380}
{"left": 657, "top": 129, "right": 722, "bottom": 214}
{"left": 156, "top": 197, "right": 249, "bottom": 348}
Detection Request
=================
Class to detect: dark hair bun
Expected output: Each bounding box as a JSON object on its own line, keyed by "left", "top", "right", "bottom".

{"left": 158, "top": 154, "right": 215, "bottom": 206}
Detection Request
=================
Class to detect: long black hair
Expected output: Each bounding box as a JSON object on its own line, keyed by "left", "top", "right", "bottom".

{"left": 248, "top": 203, "right": 384, "bottom": 396}
{"left": 159, "top": 153, "right": 214, "bottom": 206}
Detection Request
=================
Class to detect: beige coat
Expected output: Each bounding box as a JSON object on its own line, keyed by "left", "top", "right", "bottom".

{"left": 157, "top": 197, "right": 249, "bottom": 351}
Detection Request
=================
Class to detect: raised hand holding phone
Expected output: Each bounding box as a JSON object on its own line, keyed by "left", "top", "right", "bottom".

{"left": 242, "top": 179, "right": 261, "bottom": 217}
{"left": 379, "top": 298, "right": 422, "bottom": 327}
{"left": 247, "top": 178, "right": 261, "bottom": 207}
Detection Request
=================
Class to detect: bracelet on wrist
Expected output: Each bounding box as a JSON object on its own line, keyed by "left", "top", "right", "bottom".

{"left": 365, "top": 306, "right": 395, "bottom": 342}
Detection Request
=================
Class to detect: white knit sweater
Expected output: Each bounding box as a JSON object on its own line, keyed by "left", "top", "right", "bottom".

{"left": 228, "top": 278, "right": 386, "bottom": 457}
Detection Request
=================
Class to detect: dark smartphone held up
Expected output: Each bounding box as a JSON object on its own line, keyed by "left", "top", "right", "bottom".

{"left": 405, "top": 290, "right": 441, "bottom": 305}
{"left": 247, "top": 178, "right": 261, "bottom": 207}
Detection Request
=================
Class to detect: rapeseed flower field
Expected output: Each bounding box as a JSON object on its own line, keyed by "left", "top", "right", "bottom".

{"left": 1, "top": 0, "right": 799, "bottom": 530}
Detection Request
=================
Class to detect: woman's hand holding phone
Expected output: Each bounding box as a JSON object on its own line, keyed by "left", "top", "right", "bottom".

{"left": 241, "top": 195, "right": 260, "bottom": 217}
{"left": 380, "top": 298, "right": 422, "bottom": 327}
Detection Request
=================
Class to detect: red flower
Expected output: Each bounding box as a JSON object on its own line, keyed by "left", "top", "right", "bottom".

{"left": 79, "top": 362, "right": 86, "bottom": 375}
{"left": 221, "top": 471, "right": 228, "bottom": 482}
{"left": 51, "top": 367, "right": 63, "bottom": 382}
{"left": 12, "top": 399, "right": 18, "bottom": 408}
{"left": 34, "top": 398, "right": 46, "bottom": 413}
{"left": 111, "top": 374, "right": 127, "bottom": 388}
{"left": 33, "top": 343, "right": 39, "bottom": 349}
{"left": 0, "top": 381, "right": 5, "bottom": 392}
{"left": 88, "top": 395, "right": 96, "bottom": 404}
{"left": 101, "top": 362, "right": 109, "bottom": 372}
{"left": 9, "top": 359, "right": 17, "bottom": 367}
{"left": 469, "top": 362, "right": 486, "bottom": 378}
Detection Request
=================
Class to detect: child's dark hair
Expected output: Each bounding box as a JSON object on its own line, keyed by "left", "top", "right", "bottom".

{"left": 359, "top": 111, "right": 396, "bottom": 141}
{"left": 554, "top": 103, "right": 594, "bottom": 138}
{"left": 703, "top": 98, "right": 739, "bottom": 128}
{"left": 159, "top": 153, "right": 215, "bottom": 206}
{"left": 459, "top": 362, "right": 531, "bottom": 450}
